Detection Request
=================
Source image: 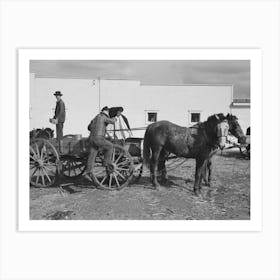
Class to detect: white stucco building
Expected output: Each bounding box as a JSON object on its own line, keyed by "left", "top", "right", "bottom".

{"left": 29, "top": 74, "right": 250, "bottom": 137}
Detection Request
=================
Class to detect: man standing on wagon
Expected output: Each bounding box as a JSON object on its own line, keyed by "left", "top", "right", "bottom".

{"left": 53, "top": 91, "right": 66, "bottom": 152}
{"left": 85, "top": 106, "right": 116, "bottom": 181}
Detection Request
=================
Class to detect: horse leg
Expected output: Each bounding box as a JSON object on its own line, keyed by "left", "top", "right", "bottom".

{"left": 150, "top": 147, "right": 162, "bottom": 188}
{"left": 203, "top": 159, "right": 212, "bottom": 187}
{"left": 202, "top": 160, "right": 208, "bottom": 185}
{"left": 194, "top": 158, "right": 204, "bottom": 196}
{"left": 158, "top": 149, "right": 168, "bottom": 182}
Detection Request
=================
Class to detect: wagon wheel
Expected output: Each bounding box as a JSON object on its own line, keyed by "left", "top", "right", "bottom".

{"left": 91, "top": 144, "right": 134, "bottom": 190}
{"left": 30, "top": 138, "right": 60, "bottom": 187}
{"left": 60, "top": 155, "right": 86, "bottom": 179}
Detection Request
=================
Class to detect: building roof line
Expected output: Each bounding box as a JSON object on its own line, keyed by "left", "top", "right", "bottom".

{"left": 140, "top": 83, "right": 234, "bottom": 87}
{"left": 32, "top": 74, "right": 234, "bottom": 87}
{"left": 32, "top": 74, "right": 140, "bottom": 82}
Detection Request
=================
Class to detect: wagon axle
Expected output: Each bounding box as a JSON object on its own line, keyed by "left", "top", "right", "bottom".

{"left": 106, "top": 163, "right": 117, "bottom": 174}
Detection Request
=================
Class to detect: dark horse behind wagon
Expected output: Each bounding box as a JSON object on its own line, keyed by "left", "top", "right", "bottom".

{"left": 143, "top": 114, "right": 229, "bottom": 195}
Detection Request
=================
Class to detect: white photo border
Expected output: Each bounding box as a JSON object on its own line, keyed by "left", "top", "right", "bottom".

{"left": 19, "top": 48, "right": 262, "bottom": 232}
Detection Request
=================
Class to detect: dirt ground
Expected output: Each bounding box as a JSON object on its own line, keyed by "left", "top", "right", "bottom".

{"left": 30, "top": 149, "right": 250, "bottom": 220}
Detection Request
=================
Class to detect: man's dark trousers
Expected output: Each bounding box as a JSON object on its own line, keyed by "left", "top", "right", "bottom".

{"left": 86, "top": 136, "right": 113, "bottom": 173}
{"left": 56, "top": 122, "right": 64, "bottom": 140}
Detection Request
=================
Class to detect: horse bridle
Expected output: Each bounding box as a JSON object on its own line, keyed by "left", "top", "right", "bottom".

{"left": 217, "top": 120, "right": 229, "bottom": 140}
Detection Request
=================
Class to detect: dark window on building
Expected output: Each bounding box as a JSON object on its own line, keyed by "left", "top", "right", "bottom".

{"left": 148, "top": 112, "right": 157, "bottom": 122}
{"left": 191, "top": 113, "right": 200, "bottom": 123}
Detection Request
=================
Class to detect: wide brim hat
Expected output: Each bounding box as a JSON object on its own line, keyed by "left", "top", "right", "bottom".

{"left": 109, "top": 106, "right": 124, "bottom": 117}
{"left": 101, "top": 106, "right": 109, "bottom": 111}
{"left": 54, "top": 91, "right": 63, "bottom": 96}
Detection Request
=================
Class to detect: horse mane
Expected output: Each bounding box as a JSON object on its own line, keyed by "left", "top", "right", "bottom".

{"left": 226, "top": 113, "right": 238, "bottom": 121}
{"left": 190, "top": 113, "right": 225, "bottom": 130}
{"left": 207, "top": 113, "right": 227, "bottom": 122}
{"left": 201, "top": 113, "right": 226, "bottom": 145}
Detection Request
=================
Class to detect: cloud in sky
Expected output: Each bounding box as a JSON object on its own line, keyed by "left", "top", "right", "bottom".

{"left": 30, "top": 60, "right": 250, "bottom": 98}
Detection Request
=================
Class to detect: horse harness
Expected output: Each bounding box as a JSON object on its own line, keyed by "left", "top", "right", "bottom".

{"left": 189, "top": 120, "right": 229, "bottom": 147}
{"left": 217, "top": 120, "right": 229, "bottom": 140}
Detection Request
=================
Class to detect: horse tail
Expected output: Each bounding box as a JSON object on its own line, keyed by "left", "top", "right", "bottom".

{"left": 143, "top": 128, "right": 151, "bottom": 167}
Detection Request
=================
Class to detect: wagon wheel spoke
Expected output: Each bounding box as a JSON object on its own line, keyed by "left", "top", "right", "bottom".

{"left": 116, "top": 159, "right": 130, "bottom": 167}
{"left": 30, "top": 154, "right": 37, "bottom": 161}
{"left": 112, "top": 147, "right": 116, "bottom": 161}
{"left": 30, "top": 166, "right": 39, "bottom": 179}
{"left": 30, "top": 146, "right": 38, "bottom": 160}
{"left": 35, "top": 143, "right": 40, "bottom": 158}
{"left": 100, "top": 174, "right": 108, "bottom": 185}
{"left": 115, "top": 170, "right": 126, "bottom": 181}
{"left": 77, "top": 165, "right": 83, "bottom": 173}
{"left": 75, "top": 162, "right": 84, "bottom": 172}
{"left": 30, "top": 162, "right": 37, "bottom": 168}
{"left": 35, "top": 168, "right": 41, "bottom": 185}
{"left": 31, "top": 145, "right": 39, "bottom": 158}
{"left": 113, "top": 173, "right": 120, "bottom": 189}
{"left": 30, "top": 145, "right": 36, "bottom": 156}
{"left": 41, "top": 167, "right": 52, "bottom": 183}
{"left": 72, "top": 162, "right": 78, "bottom": 176}
{"left": 109, "top": 174, "right": 113, "bottom": 188}
{"left": 68, "top": 161, "right": 71, "bottom": 176}
{"left": 44, "top": 162, "right": 57, "bottom": 167}
{"left": 116, "top": 167, "right": 130, "bottom": 172}
{"left": 115, "top": 153, "right": 123, "bottom": 164}
{"left": 40, "top": 144, "right": 46, "bottom": 161}
{"left": 40, "top": 168, "right": 45, "bottom": 186}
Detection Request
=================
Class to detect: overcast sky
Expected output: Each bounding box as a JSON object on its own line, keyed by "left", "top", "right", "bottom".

{"left": 30, "top": 60, "right": 250, "bottom": 98}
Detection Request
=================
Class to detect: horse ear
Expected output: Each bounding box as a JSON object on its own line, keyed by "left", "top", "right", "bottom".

{"left": 215, "top": 114, "right": 219, "bottom": 120}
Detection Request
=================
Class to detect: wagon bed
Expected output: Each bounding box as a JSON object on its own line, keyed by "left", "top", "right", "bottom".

{"left": 30, "top": 134, "right": 144, "bottom": 190}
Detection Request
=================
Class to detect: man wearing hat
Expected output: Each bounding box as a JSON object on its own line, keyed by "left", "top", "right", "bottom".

{"left": 85, "top": 106, "right": 116, "bottom": 180}
{"left": 53, "top": 91, "right": 66, "bottom": 152}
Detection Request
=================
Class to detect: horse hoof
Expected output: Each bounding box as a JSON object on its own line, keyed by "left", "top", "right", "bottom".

{"left": 204, "top": 181, "right": 211, "bottom": 187}
{"left": 153, "top": 182, "right": 161, "bottom": 188}
{"left": 160, "top": 178, "right": 169, "bottom": 184}
{"left": 194, "top": 189, "right": 202, "bottom": 196}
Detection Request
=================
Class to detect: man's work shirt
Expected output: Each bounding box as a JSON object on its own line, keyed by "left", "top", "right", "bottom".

{"left": 54, "top": 99, "right": 66, "bottom": 123}
{"left": 88, "top": 112, "right": 116, "bottom": 137}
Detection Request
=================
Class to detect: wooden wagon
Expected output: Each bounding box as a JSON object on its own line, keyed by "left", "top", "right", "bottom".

{"left": 30, "top": 135, "right": 144, "bottom": 190}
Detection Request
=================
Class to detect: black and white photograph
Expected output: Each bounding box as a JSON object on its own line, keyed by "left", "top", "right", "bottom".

{"left": 2, "top": 1, "right": 280, "bottom": 280}
{"left": 28, "top": 55, "right": 252, "bottom": 222}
